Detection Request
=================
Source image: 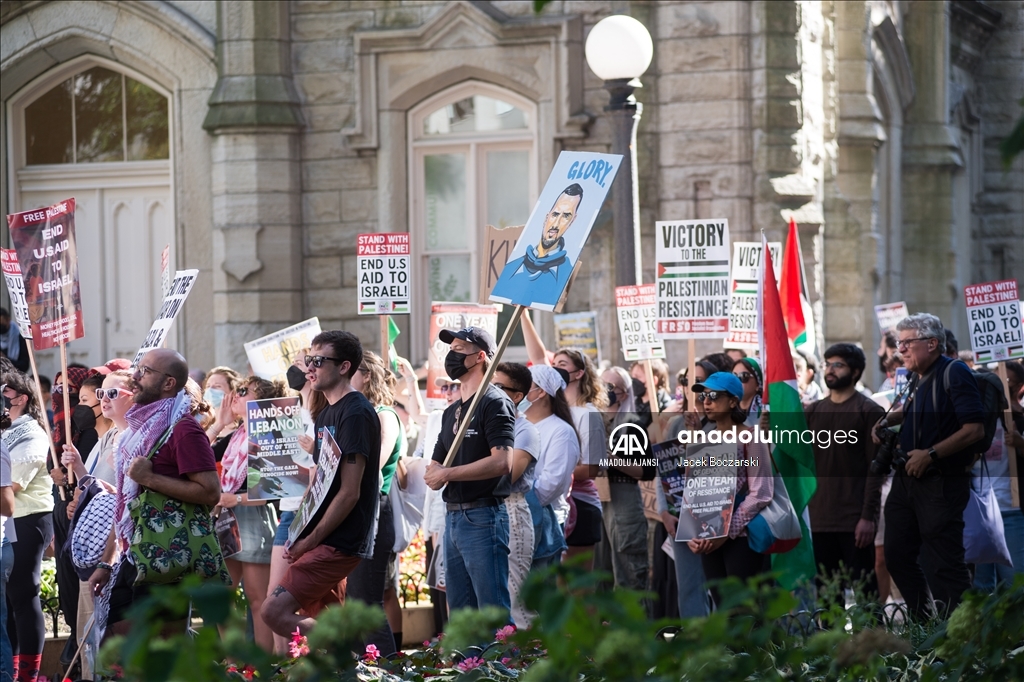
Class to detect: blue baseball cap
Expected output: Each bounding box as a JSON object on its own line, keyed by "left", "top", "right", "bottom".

{"left": 691, "top": 372, "right": 744, "bottom": 400}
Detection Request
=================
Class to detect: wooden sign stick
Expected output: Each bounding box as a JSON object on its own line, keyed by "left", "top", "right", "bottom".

{"left": 60, "top": 341, "right": 74, "bottom": 487}
{"left": 380, "top": 314, "right": 390, "bottom": 371}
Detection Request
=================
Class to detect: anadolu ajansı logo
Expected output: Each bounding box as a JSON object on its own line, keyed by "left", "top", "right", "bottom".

{"left": 608, "top": 422, "right": 649, "bottom": 457}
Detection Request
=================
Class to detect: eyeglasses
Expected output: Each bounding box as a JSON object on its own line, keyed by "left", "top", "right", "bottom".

{"left": 304, "top": 355, "right": 342, "bottom": 368}
{"left": 824, "top": 361, "right": 849, "bottom": 371}
{"left": 95, "top": 388, "right": 132, "bottom": 401}
{"left": 896, "top": 337, "right": 928, "bottom": 351}
{"left": 607, "top": 382, "right": 625, "bottom": 394}
{"left": 735, "top": 371, "right": 755, "bottom": 383}
{"left": 134, "top": 365, "right": 172, "bottom": 380}
{"left": 236, "top": 387, "right": 249, "bottom": 397}
{"left": 493, "top": 383, "right": 524, "bottom": 396}
{"left": 357, "top": 366, "right": 369, "bottom": 375}
{"left": 696, "top": 391, "right": 724, "bottom": 403}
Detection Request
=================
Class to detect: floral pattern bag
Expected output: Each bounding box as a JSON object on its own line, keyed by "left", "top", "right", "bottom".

{"left": 127, "top": 425, "right": 228, "bottom": 585}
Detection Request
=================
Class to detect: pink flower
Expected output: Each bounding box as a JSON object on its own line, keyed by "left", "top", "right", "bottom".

{"left": 289, "top": 628, "right": 310, "bottom": 658}
{"left": 241, "top": 665, "right": 255, "bottom": 681}
{"left": 456, "top": 656, "right": 484, "bottom": 671}
{"left": 364, "top": 643, "right": 381, "bottom": 663}
{"left": 495, "top": 625, "right": 516, "bottom": 642}
{"left": 501, "top": 657, "right": 511, "bottom": 665}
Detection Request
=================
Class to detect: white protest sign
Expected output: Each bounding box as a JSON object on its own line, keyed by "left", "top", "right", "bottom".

{"left": 287, "top": 428, "right": 342, "bottom": 547}
{"left": 1, "top": 248, "right": 32, "bottom": 338}
{"left": 131, "top": 269, "right": 198, "bottom": 366}
{"left": 244, "top": 318, "right": 322, "bottom": 383}
{"left": 724, "top": 241, "right": 781, "bottom": 350}
{"left": 615, "top": 284, "right": 665, "bottom": 361}
{"left": 964, "top": 279, "right": 1022, "bottom": 363}
{"left": 357, "top": 233, "right": 410, "bottom": 314}
{"left": 874, "top": 302, "right": 909, "bottom": 334}
{"left": 655, "top": 219, "right": 731, "bottom": 338}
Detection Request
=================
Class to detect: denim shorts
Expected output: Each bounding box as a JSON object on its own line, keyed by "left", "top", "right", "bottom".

{"left": 274, "top": 510, "right": 296, "bottom": 547}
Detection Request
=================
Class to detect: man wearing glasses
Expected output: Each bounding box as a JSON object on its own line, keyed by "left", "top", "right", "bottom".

{"left": 873, "top": 313, "right": 984, "bottom": 619}
{"left": 804, "top": 344, "right": 885, "bottom": 602}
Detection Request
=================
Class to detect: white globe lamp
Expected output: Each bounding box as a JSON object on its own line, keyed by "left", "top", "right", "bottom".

{"left": 584, "top": 15, "right": 654, "bottom": 83}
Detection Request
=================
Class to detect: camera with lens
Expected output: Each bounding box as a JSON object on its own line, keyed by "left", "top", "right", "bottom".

{"left": 870, "top": 425, "right": 907, "bottom": 475}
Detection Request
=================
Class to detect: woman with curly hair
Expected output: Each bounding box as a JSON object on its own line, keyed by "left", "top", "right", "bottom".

{"left": 202, "top": 366, "right": 243, "bottom": 438}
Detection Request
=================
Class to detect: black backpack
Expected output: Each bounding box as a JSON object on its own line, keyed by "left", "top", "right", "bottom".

{"left": 938, "top": 360, "right": 1008, "bottom": 455}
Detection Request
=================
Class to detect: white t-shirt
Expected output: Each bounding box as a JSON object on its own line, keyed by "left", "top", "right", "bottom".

{"left": 84, "top": 427, "right": 119, "bottom": 485}
{"left": 531, "top": 414, "right": 580, "bottom": 526}
{"left": 509, "top": 415, "right": 540, "bottom": 494}
{"left": 569, "top": 404, "right": 603, "bottom": 509}
{"left": 1, "top": 440, "right": 15, "bottom": 544}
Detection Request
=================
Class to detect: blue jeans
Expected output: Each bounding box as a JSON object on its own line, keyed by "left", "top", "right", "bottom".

{"left": 1, "top": 541, "right": 14, "bottom": 682}
{"left": 973, "top": 508, "right": 1024, "bottom": 591}
{"left": 444, "top": 504, "right": 511, "bottom": 619}
{"left": 672, "top": 540, "right": 709, "bottom": 618}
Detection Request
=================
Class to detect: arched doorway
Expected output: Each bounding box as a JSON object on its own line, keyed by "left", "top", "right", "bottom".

{"left": 7, "top": 56, "right": 173, "bottom": 377}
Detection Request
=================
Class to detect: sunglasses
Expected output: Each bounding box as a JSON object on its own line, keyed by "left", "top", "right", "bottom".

{"left": 95, "top": 388, "right": 132, "bottom": 401}
{"left": 236, "top": 387, "right": 249, "bottom": 397}
{"left": 735, "top": 371, "right": 755, "bottom": 383}
{"left": 304, "top": 355, "right": 341, "bottom": 368}
{"left": 439, "top": 384, "right": 458, "bottom": 393}
{"left": 492, "top": 383, "right": 525, "bottom": 396}
{"left": 696, "top": 391, "right": 726, "bottom": 402}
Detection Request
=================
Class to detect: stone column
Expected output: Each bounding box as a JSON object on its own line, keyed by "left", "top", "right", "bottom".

{"left": 203, "top": 0, "right": 304, "bottom": 368}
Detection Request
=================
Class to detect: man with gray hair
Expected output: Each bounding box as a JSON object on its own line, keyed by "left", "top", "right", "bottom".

{"left": 872, "top": 313, "right": 984, "bottom": 619}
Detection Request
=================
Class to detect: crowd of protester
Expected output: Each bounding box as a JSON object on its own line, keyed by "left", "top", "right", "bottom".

{"left": 2, "top": 306, "right": 1023, "bottom": 681}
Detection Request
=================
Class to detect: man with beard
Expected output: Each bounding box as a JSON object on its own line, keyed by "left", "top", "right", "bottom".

{"left": 490, "top": 184, "right": 583, "bottom": 308}
{"left": 805, "top": 343, "right": 886, "bottom": 601}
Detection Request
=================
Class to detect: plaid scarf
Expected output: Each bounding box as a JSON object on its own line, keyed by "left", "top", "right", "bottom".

{"left": 114, "top": 391, "right": 191, "bottom": 549}
{"left": 219, "top": 426, "right": 249, "bottom": 495}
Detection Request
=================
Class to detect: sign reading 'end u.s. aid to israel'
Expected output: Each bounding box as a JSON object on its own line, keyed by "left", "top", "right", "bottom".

{"left": 358, "top": 233, "right": 410, "bottom": 315}
{"left": 655, "top": 219, "right": 731, "bottom": 339}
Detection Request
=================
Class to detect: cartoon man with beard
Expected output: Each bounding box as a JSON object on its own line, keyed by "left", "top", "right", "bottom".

{"left": 491, "top": 183, "right": 583, "bottom": 307}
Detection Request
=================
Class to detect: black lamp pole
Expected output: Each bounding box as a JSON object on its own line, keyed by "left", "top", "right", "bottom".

{"left": 605, "top": 78, "right": 643, "bottom": 288}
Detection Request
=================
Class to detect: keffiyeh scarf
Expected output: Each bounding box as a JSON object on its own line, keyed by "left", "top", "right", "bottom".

{"left": 219, "top": 426, "right": 249, "bottom": 495}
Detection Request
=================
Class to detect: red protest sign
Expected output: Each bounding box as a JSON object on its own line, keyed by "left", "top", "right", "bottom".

{"left": 7, "top": 198, "right": 85, "bottom": 350}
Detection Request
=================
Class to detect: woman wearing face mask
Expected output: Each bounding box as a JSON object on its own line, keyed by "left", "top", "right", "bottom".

{"left": 2, "top": 370, "right": 54, "bottom": 682}
{"left": 217, "top": 376, "right": 284, "bottom": 653}
{"left": 348, "top": 351, "right": 404, "bottom": 656}
{"left": 203, "top": 366, "right": 243, "bottom": 440}
{"left": 732, "top": 357, "right": 764, "bottom": 427}
{"left": 686, "top": 373, "right": 773, "bottom": 606}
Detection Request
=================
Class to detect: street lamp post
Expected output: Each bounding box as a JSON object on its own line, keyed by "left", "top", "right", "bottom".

{"left": 585, "top": 15, "right": 653, "bottom": 288}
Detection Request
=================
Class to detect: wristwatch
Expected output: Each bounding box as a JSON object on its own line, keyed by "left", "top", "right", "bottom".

{"left": 928, "top": 447, "right": 939, "bottom": 462}
{"left": 236, "top": 494, "right": 242, "bottom": 505}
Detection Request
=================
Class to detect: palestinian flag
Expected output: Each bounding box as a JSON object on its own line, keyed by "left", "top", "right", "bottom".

{"left": 758, "top": 233, "right": 818, "bottom": 590}
{"left": 388, "top": 316, "right": 401, "bottom": 372}
{"left": 779, "top": 218, "right": 816, "bottom": 356}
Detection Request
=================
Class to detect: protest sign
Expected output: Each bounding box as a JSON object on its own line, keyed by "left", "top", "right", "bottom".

{"left": 479, "top": 224, "right": 524, "bottom": 304}
{"left": 1, "top": 249, "right": 32, "bottom": 338}
{"left": 964, "top": 280, "right": 1023, "bottom": 363}
{"left": 288, "top": 428, "right": 343, "bottom": 547}
{"left": 490, "top": 151, "right": 622, "bottom": 311}
{"left": 7, "top": 198, "right": 84, "bottom": 350}
{"left": 725, "top": 241, "right": 781, "bottom": 350}
{"left": 244, "top": 318, "right": 322, "bottom": 383}
{"left": 426, "top": 302, "right": 499, "bottom": 410}
{"left": 673, "top": 442, "right": 737, "bottom": 542}
{"left": 245, "top": 396, "right": 312, "bottom": 501}
{"left": 655, "top": 219, "right": 731, "bottom": 338}
{"left": 615, "top": 284, "right": 665, "bottom": 361}
{"left": 874, "top": 302, "right": 909, "bottom": 334}
{"left": 131, "top": 270, "right": 199, "bottom": 366}
{"left": 357, "top": 233, "right": 410, "bottom": 314}
{"left": 553, "top": 311, "right": 600, "bottom": 364}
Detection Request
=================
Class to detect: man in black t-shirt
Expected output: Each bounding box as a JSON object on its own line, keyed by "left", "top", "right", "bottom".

{"left": 425, "top": 327, "right": 516, "bottom": 618}
{"left": 261, "top": 331, "right": 382, "bottom": 638}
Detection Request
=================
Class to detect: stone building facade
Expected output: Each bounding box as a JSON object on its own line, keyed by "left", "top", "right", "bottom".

{"left": 2, "top": 0, "right": 1021, "bottom": 386}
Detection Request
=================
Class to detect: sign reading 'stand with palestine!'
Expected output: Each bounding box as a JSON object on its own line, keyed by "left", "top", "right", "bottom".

{"left": 615, "top": 284, "right": 665, "bottom": 361}
{"left": 357, "top": 233, "right": 410, "bottom": 314}
{"left": 964, "top": 279, "right": 1022, "bottom": 363}
{"left": 655, "top": 219, "right": 731, "bottom": 338}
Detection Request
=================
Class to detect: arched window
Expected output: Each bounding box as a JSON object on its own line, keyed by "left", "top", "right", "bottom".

{"left": 409, "top": 82, "right": 538, "bottom": 358}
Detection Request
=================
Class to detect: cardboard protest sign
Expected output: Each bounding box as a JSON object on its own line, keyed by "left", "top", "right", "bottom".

{"left": 874, "top": 302, "right": 909, "bottom": 334}
{"left": 246, "top": 397, "right": 312, "bottom": 501}
{"left": 490, "top": 151, "right": 622, "bottom": 311}
{"left": 655, "top": 219, "right": 731, "bottom": 338}
{"left": 479, "top": 224, "right": 524, "bottom": 304}
{"left": 426, "top": 302, "right": 499, "bottom": 410}
{"left": 131, "top": 270, "right": 199, "bottom": 366}
{"left": 673, "top": 442, "right": 737, "bottom": 542}
{"left": 1, "top": 249, "right": 32, "bottom": 338}
{"left": 553, "top": 311, "right": 600, "bottom": 364}
{"left": 964, "top": 280, "right": 1022, "bottom": 363}
{"left": 7, "top": 198, "right": 84, "bottom": 350}
{"left": 725, "top": 241, "right": 781, "bottom": 350}
{"left": 287, "top": 428, "right": 342, "bottom": 547}
{"left": 358, "top": 233, "right": 410, "bottom": 314}
{"left": 244, "top": 318, "right": 322, "bottom": 383}
{"left": 615, "top": 284, "right": 665, "bottom": 361}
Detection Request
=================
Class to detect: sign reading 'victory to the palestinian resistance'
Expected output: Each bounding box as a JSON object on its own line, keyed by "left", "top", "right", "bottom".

{"left": 357, "top": 233, "right": 410, "bottom": 314}
{"left": 964, "top": 279, "right": 1022, "bottom": 363}
{"left": 655, "top": 219, "right": 731, "bottom": 338}
{"left": 725, "top": 241, "right": 781, "bottom": 350}
{"left": 490, "top": 151, "right": 622, "bottom": 311}
{"left": 7, "top": 198, "right": 84, "bottom": 350}
{"left": 131, "top": 270, "right": 199, "bottom": 366}
{"left": 1, "top": 249, "right": 32, "bottom": 338}
{"left": 615, "top": 284, "right": 665, "bottom": 362}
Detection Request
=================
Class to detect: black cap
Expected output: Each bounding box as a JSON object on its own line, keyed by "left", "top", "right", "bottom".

{"left": 439, "top": 326, "right": 497, "bottom": 358}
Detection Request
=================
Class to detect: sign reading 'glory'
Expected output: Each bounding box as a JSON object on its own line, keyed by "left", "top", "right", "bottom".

{"left": 358, "top": 233, "right": 410, "bottom": 315}
{"left": 655, "top": 219, "right": 731, "bottom": 338}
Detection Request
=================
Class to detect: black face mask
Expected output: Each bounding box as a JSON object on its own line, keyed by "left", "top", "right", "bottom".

{"left": 286, "top": 365, "right": 308, "bottom": 391}
{"left": 72, "top": 403, "right": 97, "bottom": 432}
{"left": 445, "top": 350, "right": 471, "bottom": 381}
{"left": 607, "top": 387, "right": 618, "bottom": 406}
